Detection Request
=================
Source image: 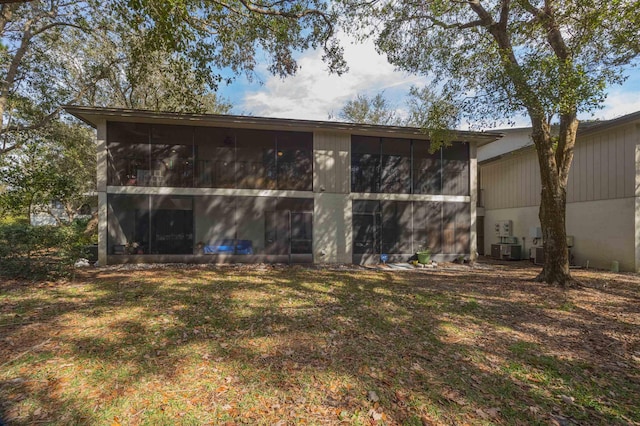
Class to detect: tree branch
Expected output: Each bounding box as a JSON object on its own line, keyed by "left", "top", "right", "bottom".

{"left": 499, "top": 0, "right": 510, "bottom": 29}
{"left": 520, "top": 0, "right": 569, "bottom": 60}
{"left": 466, "top": 0, "right": 546, "bottom": 122}
{"left": 31, "top": 20, "right": 90, "bottom": 37}
{"left": 0, "top": 73, "right": 106, "bottom": 155}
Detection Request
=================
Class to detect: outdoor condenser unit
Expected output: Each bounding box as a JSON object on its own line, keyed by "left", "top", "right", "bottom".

{"left": 533, "top": 245, "right": 573, "bottom": 266}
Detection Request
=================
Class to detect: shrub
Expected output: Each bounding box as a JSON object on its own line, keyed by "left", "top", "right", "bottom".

{"left": 0, "top": 219, "right": 92, "bottom": 279}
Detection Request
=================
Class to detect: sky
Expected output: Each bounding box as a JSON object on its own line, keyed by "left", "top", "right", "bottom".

{"left": 216, "top": 33, "right": 640, "bottom": 131}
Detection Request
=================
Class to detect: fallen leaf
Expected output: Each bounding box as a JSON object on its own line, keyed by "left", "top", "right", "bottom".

{"left": 368, "top": 408, "right": 383, "bottom": 421}
{"left": 559, "top": 394, "right": 575, "bottom": 405}
{"left": 421, "top": 414, "right": 435, "bottom": 426}
{"left": 475, "top": 408, "right": 489, "bottom": 419}
{"left": 368, "top": 390, "right": 380, "bottom": 402}
{"left": 486, "top": 407, "right": 500, "bottom": 417}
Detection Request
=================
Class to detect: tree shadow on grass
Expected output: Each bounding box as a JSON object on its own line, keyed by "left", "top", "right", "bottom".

{"left": 0, "top": 265, "right": 638, "bottom": 425}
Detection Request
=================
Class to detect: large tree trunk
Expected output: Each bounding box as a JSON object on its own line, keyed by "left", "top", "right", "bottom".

{"left": 537, "top": 170, "right": 570, "bottom": 285}
{"left": 530, "top": 118, "right": 576, "bottom": 286}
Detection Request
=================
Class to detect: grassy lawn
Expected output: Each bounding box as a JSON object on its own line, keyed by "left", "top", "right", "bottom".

{"left": 1, "top": 262, "right": 639, "bottom": 425}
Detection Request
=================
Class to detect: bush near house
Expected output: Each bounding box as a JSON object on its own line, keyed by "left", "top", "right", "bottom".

{"left": 0, "top": 216, "right": 95, "bottom": 279}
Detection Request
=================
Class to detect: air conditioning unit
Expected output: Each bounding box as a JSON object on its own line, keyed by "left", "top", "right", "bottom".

{"left": 534, "top": 247, "right": 544, "bottom": 265}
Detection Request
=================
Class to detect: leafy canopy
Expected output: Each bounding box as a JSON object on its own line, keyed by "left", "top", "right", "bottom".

{"left": 339, "top": 0, "right": 638, "bottom": 127}
{"left": 332, "top": 87, "right": 460, "bottom": 145}
{"left": 0, "top": 121, "right": 95, "bottom": 220}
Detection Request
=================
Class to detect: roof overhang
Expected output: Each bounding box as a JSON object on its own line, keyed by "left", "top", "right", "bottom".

{"left": 478, "top": 110, "right": 640, "bottom": 165}
{"left": 63, "top": 105, "right": 502, "bottom": 144}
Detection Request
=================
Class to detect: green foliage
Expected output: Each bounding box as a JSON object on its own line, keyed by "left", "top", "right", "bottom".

{"left": 333, "top": 92, "right": 401, "bottom": 125}
{"left": 337, "top": 0, "right": 640, "bottom": 284}
{"left": 123, "top": 0, "right": 345, "bottom": 80}
{"left": 333, "top": 87, "right": 461, "bottom": 149}
{"left": 0, "top": 219, "right": 93, "bottom": 279}
{"left": 0, "top": 121, "right": 95, "bottom": 220}
{"left": 339, "top": 0, "right": 639, "bottom": 127}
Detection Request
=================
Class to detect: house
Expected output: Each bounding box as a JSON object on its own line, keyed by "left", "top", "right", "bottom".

{"left": 30, "top": 197, "right": 96, "bottom": 226}
{"left": 65, "top": 106, "right": 500, "bottom": 266}
{"left": 478, "top": 111, "right": 640, "bottom": 271}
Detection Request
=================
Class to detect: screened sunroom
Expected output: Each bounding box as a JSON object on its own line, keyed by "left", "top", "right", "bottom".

{"left": 65, "top": 106, "right": 498, "bottom": 265}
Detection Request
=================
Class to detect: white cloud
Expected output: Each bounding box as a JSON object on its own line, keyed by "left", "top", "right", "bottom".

{"left": 235, "top": 36, "right": 640, "bottom": 125}
{"left": 596, "top": 90, "right": 640, "bottom": 120}
{"left": 240, "top": 33, "right": 424, "bottom": 120}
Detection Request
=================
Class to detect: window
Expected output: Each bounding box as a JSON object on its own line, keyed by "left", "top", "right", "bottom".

{"left": 194, "top": 127, "right": 236, "bottom": 188}
{"left": 413, "top": 142, "right": 441, "bottom": 194}
{"left": 193, "top": 196, "right": 313, "bottom": 257}
{"left": 149, "top": 196, "right": 194, "bottom": 254}
{"left": 351, "top": 136, "right": 380, "bottom": 193}
{"left": 108, "top": 123, "right": 314, "bottom": 191}
{"left": 352, "top": 200, "right": 381, "bottom": 254}
{"left": 352, "top": 200, "right": 412, "bottom": 255}
{"left": 107, "top": 194, "right": 150, "bottom": 254}
{"left": 443, "top": 202, "right": 470, "bottom": 253}
{"left": 352, "top": 200, "right": 469, "bottom": 259}
{"left": 380, "top": 139, "right": 411, "bottom": 193}
{"left": 351, "top": 136, "right": 469, "bottom": 195}
{"left": 150, "top": 125, "right": 194, "bottom": 187}
{"left": 413, "top": 202, "right": 442, "bottom": 253}
{"left": 381, "top": 201, "right": 412, "bottom": 253}
{"left": 107, "top": 122, "right": 150, "bottom": 186}
{"left": 236, "top": 130, "right": 277, "bottom": 189}
{"left": 107, "top": 195, "right": 193, "bottom": 255}
{"left": 442, "top": 142, "right": 469, "bottom": 195}
{"left": 276, "top": 132, "right": 313, "bottom": 191}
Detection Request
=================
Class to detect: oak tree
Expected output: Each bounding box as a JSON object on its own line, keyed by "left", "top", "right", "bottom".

{"left": 341, "top": 0, "right": 639, "bottom": 285}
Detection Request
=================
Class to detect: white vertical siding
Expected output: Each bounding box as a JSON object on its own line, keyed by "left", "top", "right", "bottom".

{"left": 593, "top": 136, "right": 601, "bottom": 200}
{"left": 313, "top": 131, "right": 350, "bottom": 194}
{"left": 481, "top": 149, "right": 541, "bottom": 209}
{"left": 481, "top": 122, "right": 640, "bottom": 210}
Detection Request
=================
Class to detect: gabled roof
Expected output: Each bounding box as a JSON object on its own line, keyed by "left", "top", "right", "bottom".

{"left": 63, "top": 105, "right": 501, "bottom": 144}
{"left": 577, "top": 110, "right": 640, "bottom": 136}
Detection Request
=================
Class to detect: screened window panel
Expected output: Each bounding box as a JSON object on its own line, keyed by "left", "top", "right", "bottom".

{"left": 194, "top": 196, "right": 236, "bottom": 251}
{"left": 352, "top": 200, "right": 381, "bottom": 254}
{"left": 442, "top": 143, "right": 470, "bottom": 195}
{"left": 264, "top": 210, "right": 289, "bottom": 255}
{"left": 413, "top": 142, "right": 442, "bottom": 194}
{"left": 106, "top": 122, "right": 150, "bottom": 186}
{"left": 236, "top": 130, "right": 277, "bottom": 189}
{"left": 276, "top": 132, "right": 313, "bottom": 191}
{"left": 107, "top": 194, "right": 150, "bottom": 254}
{"left": 148, "top": 125, "right": 194, "bottom": 188}
{"left": 413, "top": 202, "right": 442, "bottom": 254}
{"left": 380, "top": 139, "right": 411, "bottom": 193}
{"left": 290, "top": 212, "right": 313, "bottom": 254}
{"left": 149, "top": 196, "right": 194, "bottom": 254}
{"left": 443, "top": 202, "right": 470, "bottom": 254}
{"left": 352, "top": 200, "right": 380, "bottom": 214}
{"left": 351, "top": 136, "right": 380, "bottom": 193}
{"left": 194, "top": 127, "right": 235, "bottom": 188}
{"left": 381, "top": 201, "right": 412, "bottom": 254}
{"left": 236, "top": 197, "right": 272, "bottom": 255}
{"left": 264, "top": 198, "right": 313, "bottom": 254}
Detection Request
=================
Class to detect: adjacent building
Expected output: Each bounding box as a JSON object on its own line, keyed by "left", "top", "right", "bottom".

{"left": 66, "top": 106, "right": 498, "bottom": 266}
{"left": 478, "top": 111, "right": 640, "bottom": 272}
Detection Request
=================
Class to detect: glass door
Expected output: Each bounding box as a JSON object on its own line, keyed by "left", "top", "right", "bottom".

{"left": 265, "top": 208, "right": 313, "bottom": 263}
